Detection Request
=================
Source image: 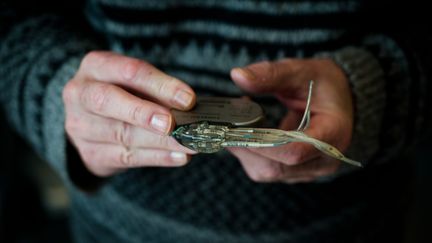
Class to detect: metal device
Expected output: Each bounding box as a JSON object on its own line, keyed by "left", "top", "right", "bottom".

{"left": 171, "top": 81, "right": 362, "bottom": 167}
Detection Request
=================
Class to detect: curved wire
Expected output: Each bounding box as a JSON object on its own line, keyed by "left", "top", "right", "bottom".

{"left": 297, "top": 80, "right": 314, "bottom": 131}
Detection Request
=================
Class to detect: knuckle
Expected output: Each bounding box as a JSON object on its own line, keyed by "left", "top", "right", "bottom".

{"left": 118, "top": 148, "right": 135, "bottom": 167}
{"left": 62, "top": 80, "right": 80, "bottom": 104}
{"left": 128, "top": 104, "right": 146, "bottom": 124}
{"left": 169, "top": 83, "right": 189, "bottom": 104}
{"left": 114, "top": 122, "right": 132, "bottom": 146}
{"left": 137, "top": 60, "right": 155, "bottom": 75}
{"left": 149, "top": 75, "right": 176, "bottom": 99}
{"left": 121, "top": 59, "right": 141, "bottom": 82}
{"left": 81, "top": 83, "right": 112, "bottom": 112}
{"left": 82, "top": 51, "right": 110, "bottom": 67}
{"left": 154, "top": 77, "right": 171, "bottom": 96}
{"left": 129, "top": 60, "right": 155, "bottom": 84}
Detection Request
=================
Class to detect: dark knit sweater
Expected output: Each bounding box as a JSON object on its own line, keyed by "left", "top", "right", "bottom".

{"left": 1, "top": 1, "right": 431, "bottom": 242}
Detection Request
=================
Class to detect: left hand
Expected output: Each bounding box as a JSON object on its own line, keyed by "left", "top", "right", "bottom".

{"left": 229, "top": 58, "right": 354, "bottom": 184}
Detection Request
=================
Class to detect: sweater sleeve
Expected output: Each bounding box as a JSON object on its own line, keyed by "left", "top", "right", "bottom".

{"left": 0, "top": 4, "right": 104, "bottom": 188}
{"left": 316, "top": 33, "right": 431, "bottom": 176}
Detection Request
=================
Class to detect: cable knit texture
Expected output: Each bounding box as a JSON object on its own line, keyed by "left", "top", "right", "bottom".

{"left": 1, "top": 1, "right": 429, "bottom": 242}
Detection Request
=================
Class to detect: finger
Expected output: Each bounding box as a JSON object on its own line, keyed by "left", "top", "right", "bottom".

{"left": 78, "top": 142, "right": 190, "bottom": 177}
{"left": 228, "top": 147, "right": 283, "bottom": 183}
{"left": 278, "top": 157, "right": 340, "bottom": 179}
{"left": 230, "top": 147, "right": 339, "bottom": 183}
{"left": 79, "top": 81, "right": 173, "bottom": 135}
{"left": 279, "top": 109, "right": 304, "bottom": 131}
{"left": 248, "top": 142, "right": 320, "bottom": 166}
{"left": 69, "top": 112, "right": 196, "bottom": 153}
{"left": 79, "top": 51, "right": 196, "bottom": 110}
{"left": 248, "top": 114, "right": 341, "bottom": 165}
{"left": 230, "top": 59, "right": 308, "bottom": 94}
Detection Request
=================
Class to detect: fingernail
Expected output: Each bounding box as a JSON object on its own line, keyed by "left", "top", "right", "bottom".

{"left": 174, "top": 90, "right": 194, "bottom": 108}
{"left": 233, "top": 67, "right": 256, "bottom": 81}
{"left": 170, "top": 152, "right": 187, "bottom": 165}
{"left": 151, "top": 114, "right": 170, "bottom": 134}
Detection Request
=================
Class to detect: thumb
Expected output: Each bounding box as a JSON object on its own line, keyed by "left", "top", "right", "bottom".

{"left": 230, "top": 60, "right": 304, "bottom": 94}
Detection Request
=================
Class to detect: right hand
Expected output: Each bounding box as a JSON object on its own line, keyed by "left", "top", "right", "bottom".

{"left": 62, "top": 51, "right": 197, "bottom": 177}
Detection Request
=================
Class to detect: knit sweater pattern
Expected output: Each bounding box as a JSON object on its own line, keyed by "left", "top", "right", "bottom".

{"left": 0, "top": 1, "right": 430, "bottom": 242}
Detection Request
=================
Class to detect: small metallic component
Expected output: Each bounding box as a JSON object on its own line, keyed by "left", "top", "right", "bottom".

{"left": 171, "top": 81, "right": 362, "bottom": 167}
{"left": 171, "top": 122, "right": 228, "bottom": 153}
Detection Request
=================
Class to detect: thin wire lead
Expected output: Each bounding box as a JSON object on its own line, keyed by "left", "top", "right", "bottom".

{"left": 172, "top": 79, "right": 363, "bottom": 167}
{"left": 223, "top": 127, "right": 362, "bottom": 167}
{"left": 297, "top": 80, "right": 314, "bottom": 131}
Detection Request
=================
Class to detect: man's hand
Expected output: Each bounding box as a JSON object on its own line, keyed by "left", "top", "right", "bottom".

{"left": 63, "top": 51, "right": 197, "bottom": 177}
{"left": 229, "top": 58, "right": 353, "bottom": 183}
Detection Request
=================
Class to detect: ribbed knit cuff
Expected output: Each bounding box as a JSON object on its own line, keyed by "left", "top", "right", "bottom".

{"left": 42, "top": 56, "right": 81, "bottom": 184}
{"left": 316, "top": 47, "right": 386, "bottom": 176}
{"left": 44, "top": 56, "right": 107, "bottom": 192}
{"left": 0, "top": 15, "right": 105, "bottom": 191}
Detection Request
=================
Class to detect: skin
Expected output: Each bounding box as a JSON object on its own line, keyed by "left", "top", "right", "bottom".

{"left": 229, "top": 58, "right": 354, "bottom": 183}
{"left": 63, "top": 51, "right": 353, "bottom": 183}
{"left": 63, "top": 51, "right": 197, "bottom": 177}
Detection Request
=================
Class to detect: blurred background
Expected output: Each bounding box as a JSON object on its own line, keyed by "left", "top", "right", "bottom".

{"left": 1, "top": 121, "right": 431, "bottom": 243}
{"left": 0, "top": 120, "right": 71, "bottom": 243}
